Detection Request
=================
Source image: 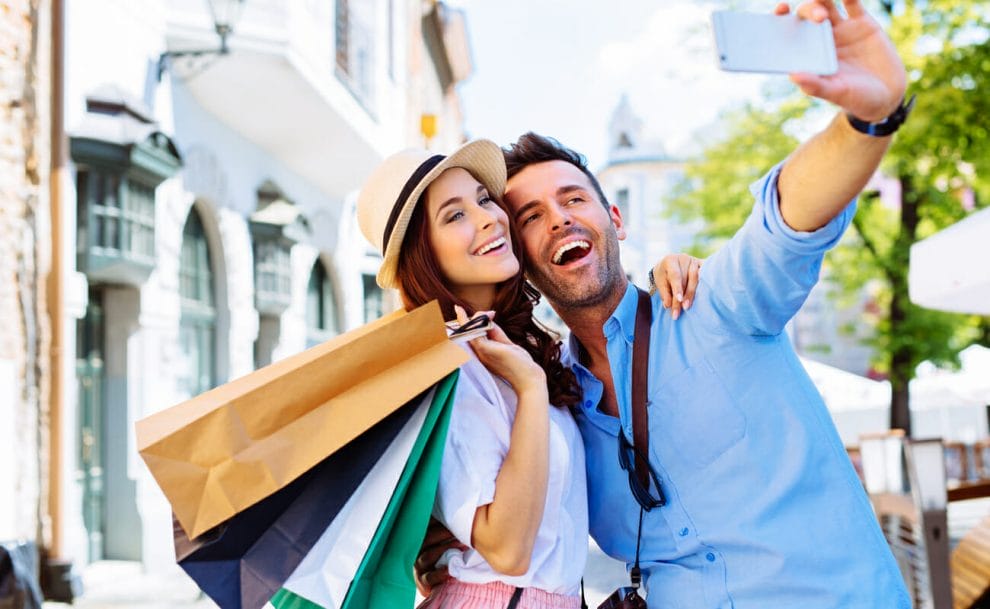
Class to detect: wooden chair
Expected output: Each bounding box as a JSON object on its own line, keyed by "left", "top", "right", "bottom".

{"left": 846, "top": 445, "right": 864, "bottom": 484}
{"left": 945, "top": 442, "right": 969, "bottom": 484}
{"left": 952, "top": 513, "right": 990, "bottom": 609}
{"left": 972, "top": 440, "right": 990, "bottom": 481}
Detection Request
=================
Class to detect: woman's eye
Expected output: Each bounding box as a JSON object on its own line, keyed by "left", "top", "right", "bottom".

{"left": 446, "top": 210, "right": 464, "bottom": 223}
{"left": 479, "top": 196, "right": 493, "bottom": 206}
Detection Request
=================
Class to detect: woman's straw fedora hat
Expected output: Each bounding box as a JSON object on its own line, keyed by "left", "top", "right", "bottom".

{"left": 357, "top": 138, "right": 506, "bottom": 289}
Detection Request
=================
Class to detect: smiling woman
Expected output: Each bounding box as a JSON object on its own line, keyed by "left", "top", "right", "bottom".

{"left": 421, "top": 167, "right": 519, "bottom": 310}
{"left": 356, "top": 139, "right": 587, "bottom": 609}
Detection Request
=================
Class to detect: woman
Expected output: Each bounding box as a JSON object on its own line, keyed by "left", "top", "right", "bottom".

{"left": 357, "top": 140, "right": 697, "bottom": 609}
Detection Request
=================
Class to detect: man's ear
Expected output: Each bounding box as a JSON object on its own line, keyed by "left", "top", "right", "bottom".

{"left": 609, "top": 204, "right": 627, "bottom": 241}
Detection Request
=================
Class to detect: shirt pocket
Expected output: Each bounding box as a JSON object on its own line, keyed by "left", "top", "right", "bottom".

{"left": 652, "top": 356, "right": 746, "bottom": 468}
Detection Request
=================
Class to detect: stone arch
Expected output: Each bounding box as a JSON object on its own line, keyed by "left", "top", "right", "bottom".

{"left": 174, "top": 199, "right": 229, "bottom": 393}
{"left": 308, "top": 250, "right": 344, "bottom": 336}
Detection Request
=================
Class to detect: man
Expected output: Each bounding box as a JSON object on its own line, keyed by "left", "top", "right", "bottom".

{"left": 421, "top": 0, "right": 912, "bottom": 606}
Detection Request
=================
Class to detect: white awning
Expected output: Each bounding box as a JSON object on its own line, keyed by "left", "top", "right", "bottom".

{"left": 909, "top": 207, "right": 990, "bottom": 315}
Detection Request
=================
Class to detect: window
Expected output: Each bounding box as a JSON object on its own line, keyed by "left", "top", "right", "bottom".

{"left": 363, "top": 274, "right": 384, "bottom": 323}
{"left": 335, "top": 0, "right": 376, "bottom": 110}
{"left": 70, "top": 96, "right": 180, "bottom": 286}
{"left": 306, "top": 261, "right": 338, "bottom": 346}
{"left": 177, "top": 209, "right": 216, "bottom": 399}
{"left": 76, "top": 170, "right": 161, "bottom": 267}
{"left": 250, "top": 180, "right": 304, "bottom": 315}
{"left": 77, "top": 170, "right": 123, "bottom": 253}
{"left": 615, "top": 187, "right": 630, "bottom": 221}
{"left": 125, "top": 180, "right": 156, "bottom": 261}
{"left": 75, "top": 170, "right": 161, "bottom": 282}
{"left": 335, "top": 0, "right": 349, "bottom": 74}
{"left": 254, "top": 240, "right": 292, "bottom": 314}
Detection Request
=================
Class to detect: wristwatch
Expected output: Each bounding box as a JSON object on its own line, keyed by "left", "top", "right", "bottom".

{"left": 846, "top": 95, "right": 916, "bottom": 137}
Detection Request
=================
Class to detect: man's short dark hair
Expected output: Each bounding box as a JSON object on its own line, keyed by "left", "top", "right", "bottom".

{"left": 503, "top": 132, "right": 610, "bottom": 209}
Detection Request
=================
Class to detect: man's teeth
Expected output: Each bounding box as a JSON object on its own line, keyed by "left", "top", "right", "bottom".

{"left": 552, "top": 240, "right": 590, "bottom": 264}
{"left": 476, "top": 237, "right": 506, "bottom": 255}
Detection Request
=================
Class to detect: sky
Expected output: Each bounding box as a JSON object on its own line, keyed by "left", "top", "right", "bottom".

{"left": 449, "top": 0, "right": 782, "bottom": 169}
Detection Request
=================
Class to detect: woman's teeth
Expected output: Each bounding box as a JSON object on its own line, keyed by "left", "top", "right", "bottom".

{"left": 475, "top": 237, "right": 506, "bottom": 255}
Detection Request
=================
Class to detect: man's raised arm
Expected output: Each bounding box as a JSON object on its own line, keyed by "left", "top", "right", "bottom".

{"left": 776, "top": 0, "right": 907, "bottom": 231}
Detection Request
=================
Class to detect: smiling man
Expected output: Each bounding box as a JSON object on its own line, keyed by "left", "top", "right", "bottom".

{"left": 496, "top": 0, "right": 914, "bottom": 606}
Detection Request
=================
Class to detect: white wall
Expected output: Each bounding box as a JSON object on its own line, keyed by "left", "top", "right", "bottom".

{"left": 598, "top": 161, "right": 696, "bottom": 287}
{"left": 0, "top": 359, "right": 16, "bottom": 540}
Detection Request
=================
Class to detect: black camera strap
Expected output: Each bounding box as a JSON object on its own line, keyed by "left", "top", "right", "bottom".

{"left": 630, "top": 288, "right": 652, "bottom": 591}
{"left": 632, "top": 289, "right": 652, "bottom": 491}
{"left": 506, "top": 586, "right": 523, "bottom": 609}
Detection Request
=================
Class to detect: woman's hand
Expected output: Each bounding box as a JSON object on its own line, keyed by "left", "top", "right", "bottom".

{"left": 650, "top": 254, "right": 703, "bottom": 320}
{"left": 414, "top": 518, "right": 464, "bottom": 596}
{"left": 455, "top": 306, "right": 547, "bottom": 396}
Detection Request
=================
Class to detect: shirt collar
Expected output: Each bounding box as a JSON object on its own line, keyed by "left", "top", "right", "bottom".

{"left": 566, "top": 282, "right": 640, "bottom": 359}
{"left": 608, "top": 282, "right": 640, "bottom": 344}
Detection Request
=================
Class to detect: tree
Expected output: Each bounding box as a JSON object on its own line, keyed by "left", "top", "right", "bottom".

{"left": 669, "top": 0, "right": 990, "bottom": 435}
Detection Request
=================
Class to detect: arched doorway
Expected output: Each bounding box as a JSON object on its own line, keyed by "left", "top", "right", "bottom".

{"left": 177, "top": 208, "right": 217, "bottom": 399}
{"left": 306, "top": 259, "right": 339, "bottom": 347}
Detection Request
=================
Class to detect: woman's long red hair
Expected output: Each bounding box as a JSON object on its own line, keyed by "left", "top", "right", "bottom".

{"left": 395, "top": 187, "right": 582, "bottom": 409}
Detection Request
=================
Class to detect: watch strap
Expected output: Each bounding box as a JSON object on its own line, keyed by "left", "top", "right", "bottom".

{"left": 846, "top": 94, "right": 916, "bottom": 137}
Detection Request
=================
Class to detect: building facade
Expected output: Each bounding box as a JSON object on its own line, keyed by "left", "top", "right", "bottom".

{"left": 596, "top": 95, "right": 696, "bottom": 290}
{"left": 2, "top": 0, "right": 475, "bottom": 588}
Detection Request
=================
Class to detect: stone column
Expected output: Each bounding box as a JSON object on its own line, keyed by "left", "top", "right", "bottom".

{"left": 0, "top": 0, "right": 51, "bottom": 548}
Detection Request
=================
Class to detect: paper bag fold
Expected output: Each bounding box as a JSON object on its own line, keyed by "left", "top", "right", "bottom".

{"left": 136, "top": 300, "right": 466, "bottom": 539}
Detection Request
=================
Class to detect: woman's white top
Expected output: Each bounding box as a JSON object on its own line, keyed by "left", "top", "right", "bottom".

{"left": 433, "top": 346, "right": 588, "bottom": 596}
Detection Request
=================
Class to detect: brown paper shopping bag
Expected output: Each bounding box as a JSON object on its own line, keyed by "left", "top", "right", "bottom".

{"left": 136, "top": 300, "right": 467, "bottom": 539}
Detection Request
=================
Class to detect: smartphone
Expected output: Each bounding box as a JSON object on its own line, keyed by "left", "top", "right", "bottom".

{"left": 711, "top": 11, "right": 838, "bottom": 75}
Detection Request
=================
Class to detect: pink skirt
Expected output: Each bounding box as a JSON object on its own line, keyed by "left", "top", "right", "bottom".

{"left": 418, "top": 580, "right": 582, "bottom": 609}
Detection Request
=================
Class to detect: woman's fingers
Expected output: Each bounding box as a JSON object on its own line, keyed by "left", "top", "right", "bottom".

{"left": 684, "top": 259, "right": 701, "bottom": 310}
{"left": 485, "top": 321, "right": 512, "bottom": 345}
{"left": 655, "top": 267, "right": 672, "bottom": 308}
{"left": 453, "top": 304, "right": 469, "bottom": 325}
{"left": 413, "top": 518, "right": 461, "bottom": 597}
{"left": 415, "top": 565, "right": 449, "bottom": 598}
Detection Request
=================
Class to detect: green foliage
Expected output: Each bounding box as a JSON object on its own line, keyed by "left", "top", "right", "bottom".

{"left": 667, "top": 98, "right": 811, "bottom": 255}
{"left": 667, "top": 0, "right": 989, "bottom": 422}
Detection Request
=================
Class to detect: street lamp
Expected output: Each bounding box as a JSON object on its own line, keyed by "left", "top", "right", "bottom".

{"left": 157, "top": 0, "right": 246, "bottom": 81}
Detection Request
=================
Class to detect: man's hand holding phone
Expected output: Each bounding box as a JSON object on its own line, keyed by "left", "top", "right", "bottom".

{"left": 714, "top": 0, "right": 906, "bottom": 122}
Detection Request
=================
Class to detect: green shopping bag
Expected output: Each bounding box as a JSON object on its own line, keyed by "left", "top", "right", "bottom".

{"left": 269, "top": 371, "right": 458, "bottom": 609}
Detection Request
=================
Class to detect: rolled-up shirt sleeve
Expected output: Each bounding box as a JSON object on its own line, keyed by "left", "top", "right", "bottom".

{"left": 700, "top": 162, "right": 856, "bottom": 337}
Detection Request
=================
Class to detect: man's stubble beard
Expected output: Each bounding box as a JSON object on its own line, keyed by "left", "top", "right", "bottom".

{"left": 526, "top": 229, "right": 626, "bottom": 313}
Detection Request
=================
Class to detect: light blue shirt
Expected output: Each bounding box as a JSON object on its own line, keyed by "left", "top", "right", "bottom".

{"left": 568, "top": 165, "right": 911, "bottom": 609}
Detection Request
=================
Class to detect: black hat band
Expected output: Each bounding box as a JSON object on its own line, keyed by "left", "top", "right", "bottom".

{"left": 382, "top": 154, "right": 445, "bottom": 250}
